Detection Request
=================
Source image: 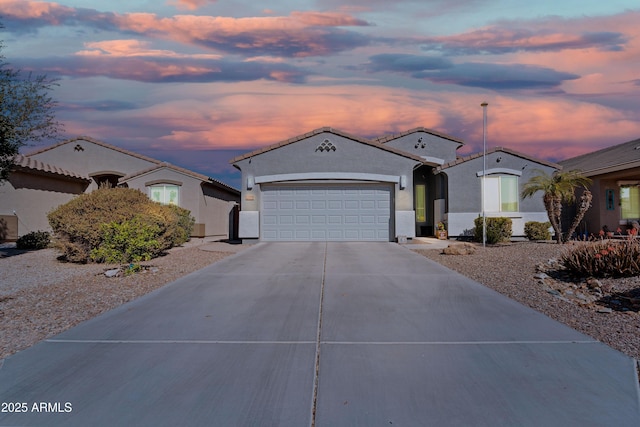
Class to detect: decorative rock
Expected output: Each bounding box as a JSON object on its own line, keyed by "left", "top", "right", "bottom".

{"left": 599, "top": 282, "right": 614, "bottom": 293}
{"left": 442, "top": 242, "right": 476, "bottom": 255}
{"left": 104, "top": 268, "right": 121, "bottom": 278}
{"left": 597, "top": 307, "right": 613, "bottom": 314}
{"left": 586, "top": 278, "right": 602, "bottom": 290}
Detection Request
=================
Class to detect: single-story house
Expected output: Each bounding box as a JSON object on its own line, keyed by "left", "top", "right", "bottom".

{"left": 0, "top": 136, "right": 240, "bottom": 241}
{"left": 558, "top": 137, "right": 640, "bottom": 236}
{"left": 230, "top": 127, "right": 559, "bottom": 242}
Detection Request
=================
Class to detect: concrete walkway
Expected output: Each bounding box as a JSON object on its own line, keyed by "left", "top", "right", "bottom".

{"left": 0, "top": 242, "right": 638, "bottom": 426}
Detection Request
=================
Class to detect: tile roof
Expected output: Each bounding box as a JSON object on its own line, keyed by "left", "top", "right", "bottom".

{"left": 120, "top": 162, "right": 240, "bottom": 195}
{"left": 558, "top": 137, "right": 640, "bottom": 176}
{"left": 374, "top": 127, "right": 465, "bottom": 145}
{"left": 229, "top": 127, "right": 427, "bottom": 164}
{"left": 11, "top": 154, "right": 91, "bottom": 181}
{"left": 436, "top": 147, "right": 561, "bottom": 171}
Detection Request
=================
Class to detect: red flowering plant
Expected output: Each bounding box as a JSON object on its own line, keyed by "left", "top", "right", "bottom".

{"left": 561, "top": 239, "right": 640, "bottom": 278}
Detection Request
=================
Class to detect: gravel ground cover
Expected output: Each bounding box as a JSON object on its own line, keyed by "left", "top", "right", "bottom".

{"left": 0, "top": 243, "right": 239, "bottom": 359}
{"left": 414, "top": 241, "right": 640, "bottom": 361}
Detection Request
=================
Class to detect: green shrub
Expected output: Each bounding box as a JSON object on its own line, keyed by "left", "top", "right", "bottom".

{"left": 16, "top": 230, "right": 51, "bottom": 250}
{"left": 524, "top": 221, "right": 552, "bottom": 241}
{"left": 474, "top": 216, "right": 512, "bottom": 244}
{"left": 90, "top": 216, "right": 162, "bottom": 263}
{"left": 164, "top": 203, "right": 195, "bottom": 247}
{"left": 48, "top": 187, "right": 194, "bottom": 263}
{"left": 561, "top": 240, "right": 640, "bottom": 278}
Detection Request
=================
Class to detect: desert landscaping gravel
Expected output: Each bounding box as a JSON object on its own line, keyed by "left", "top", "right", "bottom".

{"left": 0, "top": 243, "right": 239, "bottom": 359}
{"left": 414, "top": 241, "right": 640, "bottom": 361}
{"left": 1, "top": 240, "right": 639, "bottom": 364}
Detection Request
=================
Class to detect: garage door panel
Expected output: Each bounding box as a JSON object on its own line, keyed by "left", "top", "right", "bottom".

{"left": 312, "top": 215, "right": 326, "bottom": 224}
{"left": 261, "top": 184, "right": 392, "bottom": 241}
{"left": 361, "top": 200, "right": 376, "bottom": 210}
{"left": 312, "top": 230, "right": 327, "bottom": 239}
{"left": 344, "top": 215, "right": 359, "bottom": 224}
{"left": 296, "top": 215, "right": 310, "bottom": 224}
{"left": 327, "top": 230, "right": 343, "bottom": 239}
{"left": 360, "top": 215, "right": 376, "bottom": 224}
{"left": 344, "top": 200, "right": 359, "bottom": 209}
{"left": 280, "top": 215, "right": 294, "bottom": 225}
{"left": 328, "top": 200, "right": 342, "bottom": 209}
{"left": 295, "top": 230, "right": 310, "bottom": 239}
{"left": 280, "top": 200, "right": 294, "bottom": 209}
{"left": 328, "top": 216, "right": 342, "bottom": 224}
{"left": 263, "top": 215, "right": 277, "bottom": 225}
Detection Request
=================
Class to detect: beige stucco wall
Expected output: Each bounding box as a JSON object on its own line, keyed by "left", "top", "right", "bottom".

{"left": 122, "top": 168, "right": 238, "bottom": 239}
{"left": 0, "top": 171, "right": 88, "bottom": 237}
{"left": 29, "top": 139, "right": 157, "bottom": 192}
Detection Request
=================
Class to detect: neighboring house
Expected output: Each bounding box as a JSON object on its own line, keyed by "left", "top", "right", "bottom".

{"left": 558, "top": 137, "right": 640, "bottom": 236}
{"left": 230, "top": 127, "right": 558, "bottom": 242}
{"left": 0, "top": 136, "right": 240, "bottom": 241}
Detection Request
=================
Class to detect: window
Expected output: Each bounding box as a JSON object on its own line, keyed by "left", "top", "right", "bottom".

{"left": 149, "top": 184, "right": 180, "bottom": 205}
{"left": 415, "top": 184, "right": 426, "bottom": 222}
{"left": 483, "top": 175, "right": 518, "bottom": 212}
{"left": 605, "top": 189, "right": 615, "bottom": 211}
{"left": 621, "top": 186, "right": 640, "bottom": 219}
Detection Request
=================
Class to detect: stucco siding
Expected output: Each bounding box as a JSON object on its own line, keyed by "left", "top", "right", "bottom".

{"left": 123, "top": 167, "right": 238, "bottom": 239}
{"left": 0, "top": 171, "right": 86, "bottom": 236}
{"left": 443, "top": 150, "right": 556, "bottom": 237}
{"left": 382, "top": 131, "right": 460, "bottom": 164}
{"left": 29, "top": 139, "right": 157, "bottom": 192}
{"left": 233, "top": 131, "right": 422, "bottom": 241}
{"left": 235, "top": 132, "right": 420, "bottom": 213}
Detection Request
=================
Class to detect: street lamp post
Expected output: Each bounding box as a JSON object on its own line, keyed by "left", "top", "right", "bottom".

{"left": 481, "top": 102, "right": 488, "bottom": 248}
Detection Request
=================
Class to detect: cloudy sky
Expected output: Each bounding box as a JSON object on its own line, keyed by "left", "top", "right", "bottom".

{"left": 1, "top": 0, "right": 639, "bottom": 189}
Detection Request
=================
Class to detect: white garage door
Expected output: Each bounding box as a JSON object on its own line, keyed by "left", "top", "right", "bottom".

{"left": 261, "top": 183, "right": 392, "bottom": 241}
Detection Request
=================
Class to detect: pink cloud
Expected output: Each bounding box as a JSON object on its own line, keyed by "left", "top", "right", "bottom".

{"left": 56, "top": 78, "right": 640, "bottom": 167}
{"left": 133, "top": 84, "right": 640, "bottom": 160}
{"left": 0, "top": 2, "right": 372, "bottom": 57}
{"left": 109, "top": 12, "right": 371, "bottom": 56}
{"left": 0, "top": 0, "right": 75, "bottom": 23}
{"left": 76, "top": 39, "right": 222, "bottom": 59}
{"left": 167, "top": 0, "right": 214, "bottom": 11}
{"left": 290, "top": 11, "right": 370, "bottom": 27}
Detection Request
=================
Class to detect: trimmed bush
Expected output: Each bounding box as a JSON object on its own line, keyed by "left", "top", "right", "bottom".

{"left": 524, "top": 221, "right": 552, "bottom": 241}
{"left": 48, "top": 187, "right": 194, "bottom": 263}
{"left": 16, "top": 230, "right": 51, "bottom": 250}
{"left": 561, "top": 239, "right": 640, "bottom": 278}
{"left": 90, "top": 216, "right": 163, "bottom": 263}
{"left": 474, "top": 216, "right": 512, "bottom": 244}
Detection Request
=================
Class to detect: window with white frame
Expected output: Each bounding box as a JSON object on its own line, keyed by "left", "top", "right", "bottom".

{"left": 149, "top": 184, "right": 180, "bottom": 205}
{"left": 483, "top": 175, "right": 518, "bottom": 212}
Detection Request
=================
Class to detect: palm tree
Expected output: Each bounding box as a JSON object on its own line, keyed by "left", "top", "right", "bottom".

{"left": 521, "top": 170, "right": 592, "bottom": 243}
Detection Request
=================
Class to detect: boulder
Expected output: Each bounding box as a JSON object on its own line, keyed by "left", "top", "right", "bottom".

{"left": 442, "top": 242, "right": 476, "bottom": 255}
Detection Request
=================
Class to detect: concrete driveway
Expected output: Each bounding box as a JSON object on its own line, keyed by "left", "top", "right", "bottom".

{"left": 1, "top": 242, "right": 638, "bottom": 426}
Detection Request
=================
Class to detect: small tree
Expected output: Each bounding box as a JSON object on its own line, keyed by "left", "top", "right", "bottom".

{"left": 0, "top": 34, "right": 62, "bottom": 181}
{"left": 521, "top": 169, "right": 591, "bottom": 243}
